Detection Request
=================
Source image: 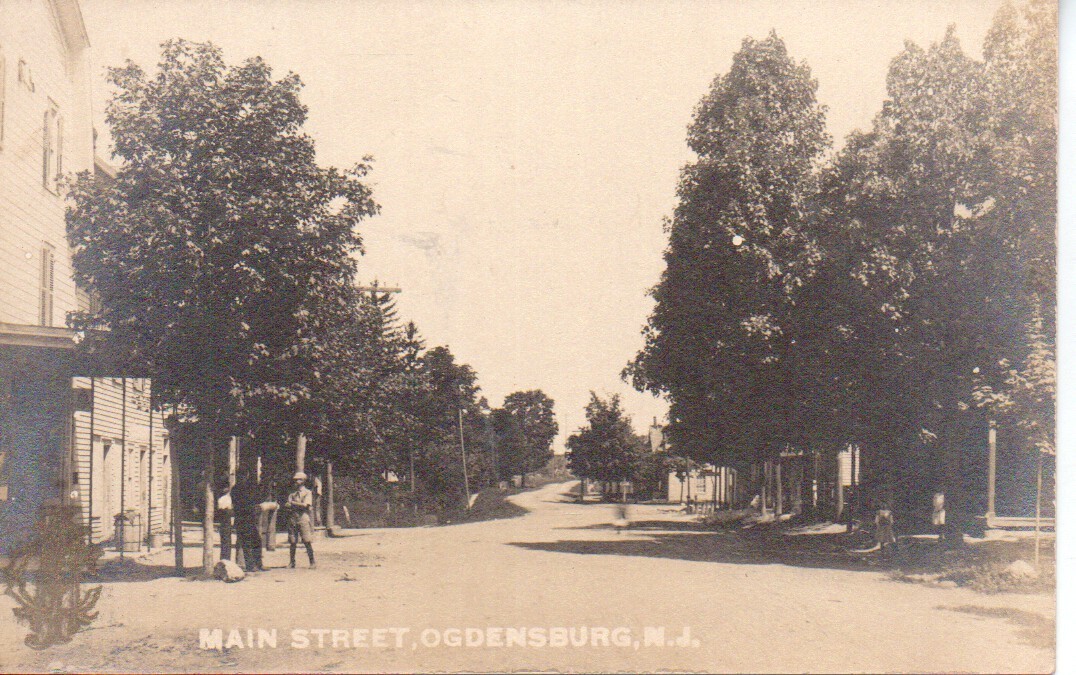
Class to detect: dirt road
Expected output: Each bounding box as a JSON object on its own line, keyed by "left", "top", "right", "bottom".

{"left": 0, "top": 481, "right": 1055, "bottom": 673}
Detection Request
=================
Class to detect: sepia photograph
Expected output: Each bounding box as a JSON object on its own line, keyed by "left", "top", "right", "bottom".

{"left": 0, "top": 0, "right": 1062, "bottom": 672}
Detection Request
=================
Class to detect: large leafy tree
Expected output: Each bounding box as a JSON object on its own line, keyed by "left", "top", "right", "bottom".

{"left": 817, "top": 5, "right": 1055, "bottom": 533}
{"left": 66, "top": 40, "right": 379, "bottom": 569}
{"left": 795, "top": 1, "right": 1056, "bottom": 531}
{"left": 500, "top": 390, "right": 558, "bottom": 487}
{"left": 409, "top": 346, "right": 493, "bottom": 508}
{"left": 566, "top": 393, "right": 641, "bottom": 487}
{"left": 975, "top": 0, "right": 1056, "bottom": 456}
{"left": 628, "top": 32, "right": 829, "bottom": 468}
{"left": 627, "top": 2, "right": 1055, "bottom": 535}
{"left": 68, "top": 38, "right": 378, "bottom": 432}
{"left": 490, "top": 407, "right": 526, "bottom": 483}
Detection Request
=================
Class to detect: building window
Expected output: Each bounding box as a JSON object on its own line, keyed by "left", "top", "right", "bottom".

{"left": 18, "top": 59, "right": 33, "bottom": 92}
{"left": 42, "top": 103, "right": 62, "bottom": 192}
{"left": 39, "top": 243, "right": 55, "bottom": 326}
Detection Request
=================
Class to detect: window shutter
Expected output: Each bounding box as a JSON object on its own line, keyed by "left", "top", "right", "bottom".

{"left": 55, "top": 116, "right": 63, "bottom": 180}
{"left": 42, "top": 105, "right": 59, "bottom": 191}
{"left": 39, "top": 248, "right": 47, "bottom": 325}
{"left": 42, "top": 110, "right": 51, "bottom": 187}
{"left": 48, "top": 249, "right": 55, "bottom": 325}
{"left": 39, "top": 244, "right": 55, "bottom": 326}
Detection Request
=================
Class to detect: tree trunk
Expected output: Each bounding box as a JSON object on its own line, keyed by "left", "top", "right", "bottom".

{"left": 792, "top": 462, "right": 804, "bottom": 515}
{"left": 219, "top": 436, "right": 236, "bottom": 561}
{"left": 296, "top": 433, "right": 307, "bottom": 475}
{"left": 775, "top": 461, "right": 783, "bottom": 517}
{"left": 326, "top": 461, "right": 335, "bottom": 534}
{"left": 812, "top": 452, "right": 820, "bottom": 515}
{"left": 941, "top": 425, "right": 965, "bottom": 547}
{"left": 228, "top": 436, "right": 238, "bottom": 486}
{"left": 761, "top": 462, "right": 769, "bottom": 514}
{"left": 219, "top": 511, "right": 233, "bottom": 561}
{"left": 172, "top": 442, "right": 184, "bottom": 575}
{"left": 202, "top": 443, "right": 216, "bottom": 577}
{"left": 835, "top": 452, "right": 845, "bottom": 524}
{"left": 987, "top": 421, "right": 997, "bottom": 517}
{"left": 712, "top": 468, "right": 718, "bottom": 510}
{"left": 266, "top": 504, "right": 278, "bottom": 551}
{"left": 851, "top": 445, "right": 859, "bottom": 526}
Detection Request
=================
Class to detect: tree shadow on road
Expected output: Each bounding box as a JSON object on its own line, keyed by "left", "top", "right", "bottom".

{"left": 510, "top": 526, "right": 884, "bottom": 573}
{"left": 89, "top": 557, "right": 186, "bottom": 583}
{"left": 941, "top": 605, "right": 1055, "bottom": 650}
{"left": 559, "top": 519, "right": 708, "bottom": 532}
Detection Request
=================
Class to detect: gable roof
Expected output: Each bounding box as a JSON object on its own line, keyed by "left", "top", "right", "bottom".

{"left": 48, "top": 0, "right": 91, "bottom": 52}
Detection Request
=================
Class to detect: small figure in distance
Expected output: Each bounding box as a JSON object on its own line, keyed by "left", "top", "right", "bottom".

{"left": 932, "top": 492, "right": 946, "bottom": 544}
{"left": 613, "top": 501, "right": 630, "bottom": 534}
{"left": 874, "top": 501, "right": 897, "bottom": 554}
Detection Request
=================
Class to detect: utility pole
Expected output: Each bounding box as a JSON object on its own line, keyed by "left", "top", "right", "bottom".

{"left": 458, "top": 384, "right": 471, "bottom": 510}
{"left": 1034, "top": 450, "right": 1043, "bottom": 567}
{"left": 355, "top": 282, "right": 402, "bottom": 295}
{"left": 987, "top": 420, "right": 997, "bottom": 519}
{"left": 120, "top": 377, "right": 127, "bottom": 560}
{"left": 358, "top": 280, "right": 406, "bottom": 494}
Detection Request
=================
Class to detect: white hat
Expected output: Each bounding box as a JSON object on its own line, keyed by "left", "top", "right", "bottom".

{"left": 293, "top": 471, "right": 307, "bottom": 481}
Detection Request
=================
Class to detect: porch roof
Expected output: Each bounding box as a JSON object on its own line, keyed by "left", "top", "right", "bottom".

{"left": 0, "top": 323, "right": 78, "bottom": 350}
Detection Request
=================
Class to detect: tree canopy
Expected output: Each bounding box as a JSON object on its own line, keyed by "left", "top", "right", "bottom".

{"left": 566, "top": 393, "right": 642, "bottom": 485}
{"left": 67, "top": 39, "right": 378, "bottom": 438}
{"left": 628, "top": 1, "right": 1056, "bottom": 529}
{"left": 499, "top": 390, "right": 558, "bottom": 483}
{"left": 627, "top": 31, "right": 830, "bottom": 466}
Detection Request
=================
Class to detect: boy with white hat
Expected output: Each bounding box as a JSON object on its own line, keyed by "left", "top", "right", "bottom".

{"left": 286, "top": 472, "right": 316, "bottom": 568}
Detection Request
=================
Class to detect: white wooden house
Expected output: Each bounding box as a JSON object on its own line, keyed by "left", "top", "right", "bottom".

{"left": 0, "top": 0, "right": 171, "bottom": 551}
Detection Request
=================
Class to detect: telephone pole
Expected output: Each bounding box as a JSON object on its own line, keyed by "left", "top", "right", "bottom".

{"left": 355, "top": 282, "right": 402, "bottom": 295}
{"left": 458, "top": 383, "right": 471, "bottom": 510}
{"left": 357, "top": 282, "right": 411, "bottom": 493}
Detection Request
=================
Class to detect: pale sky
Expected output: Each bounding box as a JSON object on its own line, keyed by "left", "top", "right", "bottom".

{"left": 81, "top": 0, "right": 1005, "bottom": 450}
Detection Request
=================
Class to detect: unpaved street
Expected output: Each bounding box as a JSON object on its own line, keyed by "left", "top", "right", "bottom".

{"left": 0, "top": 481, "right": 1054, "bottom": 673}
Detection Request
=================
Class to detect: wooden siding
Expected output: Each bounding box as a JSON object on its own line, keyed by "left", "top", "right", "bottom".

{"left": 0, "top": 0, "right": 94, "bottom": 328}
{"left": 72, "top": 377, "right": 171, "bottom": 544}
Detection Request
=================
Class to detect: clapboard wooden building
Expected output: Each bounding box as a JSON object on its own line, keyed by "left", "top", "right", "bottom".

{"left": 0, "top": 0, "right": 172, "bottom": 552}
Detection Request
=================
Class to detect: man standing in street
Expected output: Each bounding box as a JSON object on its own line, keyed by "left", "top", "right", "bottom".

{"left": 232, "top": 471, "right": 265, "bottom": 572}
{"left": 286, "top": 472, "right": 316, "bottom": 569}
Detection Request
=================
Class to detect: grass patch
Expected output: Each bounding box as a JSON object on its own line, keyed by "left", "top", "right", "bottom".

{"left": 887, "top": 536, "right": 1055, "bottom": 594}
{"left": 439, "top": 488, "right": 529, "bottom": 525}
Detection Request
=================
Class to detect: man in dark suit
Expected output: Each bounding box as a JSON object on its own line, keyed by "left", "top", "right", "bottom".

{"left": 231, "top": 471, "right": 265, "bottom": 572}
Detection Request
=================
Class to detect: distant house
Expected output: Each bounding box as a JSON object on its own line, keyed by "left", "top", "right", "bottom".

{"left": 0, "top": 0, "right": 170, "bottom": 551}
{"left": 667, "top": 465, "right": 742, "bottom": 508}
{"left": 647, "top": 419, "right": 743, "bottom": 507}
